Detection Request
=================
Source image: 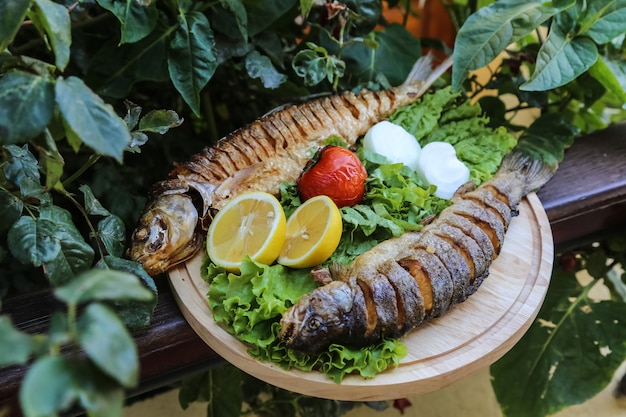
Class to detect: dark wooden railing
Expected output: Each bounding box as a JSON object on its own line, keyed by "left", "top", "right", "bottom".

{"left": 1, "top": 123, "right": 625, "bottom": 416}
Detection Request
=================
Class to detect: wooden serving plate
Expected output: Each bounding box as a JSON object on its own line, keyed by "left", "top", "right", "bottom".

{"left": 168, "top": 192, "right": 553, "bottom": 401}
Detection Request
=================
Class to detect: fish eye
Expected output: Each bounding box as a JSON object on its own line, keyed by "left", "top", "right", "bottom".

{"left": 306, "top": 317, "right": 321, "bottom": 332}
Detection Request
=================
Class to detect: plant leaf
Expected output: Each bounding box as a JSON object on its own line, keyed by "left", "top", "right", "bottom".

{"left": 55, "top": 76, "right": 131, "bottom": 162}
{"left": 96, "top": 255, "right": 158, "bottom": 330}
{"left": 0, "top": 189, "right": 23, "bottom": 233}
{"left": 86, "top": 28, "right": 170, "bottom": 98}
{"left": 0, "top": 0, "right": 31, "bottom": 51}
{"left": 137, "top": 109, "right": 183, "bottom": 134}
{"left": 96, "top": 0, "right": 158, "bottom": 44}
{"left": 584, "top": 0, "right": 626, "bottom": 44}
{"left": 0, "top": 70, "right": 55, "bottom": 144}
{"left": 168, "top": 11, "right": 218, "bottom": 115}
{"left": 491, "top": 267, "right": 626, "bottom": 417}
{"left": 514, "top": 113, "right": 578, "bottom": 167}
{"left": 7, "top": 216, "right": 61, "bottom": 267}
{"left": 451, "top": 0, "right": 570, "bottom": 91}
{"left": 39, "top": 205, "right": 95, "bottom": 285}
{"left": 179, "top": 365, "right": 243, "bottom": 417}
{"left": 79, "top": 184, "right": 111, "bottom": 216}
{"left": 96, "top": 214, "right": 126, "bottom": 257}
{"left": 35, "top": 129, "right": 65, "bottom": 190}
{"left": 77, "top": 303, "right": 138, "bottom": 387}
{"left": 0, "top": 316, "right": 33, "bottom": 366}
{"left": 219, "top": 0, "right": 248, "bottom": 42}
{"left": 32, "top": 0, "right": 71, "bottom": 70}
{"left": 54, "top": 268, "right": 154, "bottom": 305}
{"left": 245, "top": 50, "right": 287, "bottom": 89}
{"left": 521, "top": 21, "right": 599, "bottom": 91}
{"left": 19, "top": 355, "right": 79, "bottom": 417}
{"left": 73, "top": 360, "right": 125, "bottom": 417}
{"left": 588, "top": 54, "right": 626, "bottom": 104}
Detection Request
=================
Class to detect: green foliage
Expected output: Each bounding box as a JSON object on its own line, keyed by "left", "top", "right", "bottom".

{"left": 491, "top": 231, "right": 626, "bottom": 417}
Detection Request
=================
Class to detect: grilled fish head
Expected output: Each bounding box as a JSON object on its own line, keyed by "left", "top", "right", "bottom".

{"left": 279, "top": 281, "right": 355, "bottom": 353}
{"left": 129, "top": 194, "right": 203, "bottom": 276}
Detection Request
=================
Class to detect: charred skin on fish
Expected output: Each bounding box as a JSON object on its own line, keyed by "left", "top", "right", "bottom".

{"left": 129, "top": 55, "right": 453, "bottom": 276}
{"left": 279, "top": 152, "right": 556, "bottom": 354}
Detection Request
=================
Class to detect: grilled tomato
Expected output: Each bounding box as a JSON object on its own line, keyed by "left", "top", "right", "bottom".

{"left": 296, "top": 145, "right": 367, "bottom": 207}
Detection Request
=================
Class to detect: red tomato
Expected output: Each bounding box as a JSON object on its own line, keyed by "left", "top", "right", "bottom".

{"left": 296, "top": 145, "right": 368, "bottom": 207}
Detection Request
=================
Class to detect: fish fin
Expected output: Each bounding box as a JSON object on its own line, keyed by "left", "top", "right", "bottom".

{"left": 499, "top": 152, "right": 557, "bottom": 194}
{"left": 403, "top": 53, "right": 454, "bottom": 94}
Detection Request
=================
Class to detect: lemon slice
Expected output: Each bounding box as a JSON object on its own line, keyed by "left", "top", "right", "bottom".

{"left": 206, "top": 192, "right": 286, "bottom": 272}
{"left": 278, "top": 195, "right": 343, "bottom": 268}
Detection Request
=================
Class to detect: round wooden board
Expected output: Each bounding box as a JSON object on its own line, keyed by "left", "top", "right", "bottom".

{"left": 168, "top": 192, "right": 553, "bottom": 401}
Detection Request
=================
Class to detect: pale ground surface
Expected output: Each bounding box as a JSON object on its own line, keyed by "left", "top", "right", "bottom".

{"left": 124, "top": 361, "right": 626, "bottom": 417}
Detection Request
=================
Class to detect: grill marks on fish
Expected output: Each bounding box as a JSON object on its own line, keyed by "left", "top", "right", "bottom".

{"left": 279, "top": 152, "right": 557, "bottom": 353}
{"left": 130, "top": 55, "right": 453, "bottom": 276}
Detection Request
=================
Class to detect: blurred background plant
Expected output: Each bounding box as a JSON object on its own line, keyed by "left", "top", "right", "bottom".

{"left": 0, "top": 0, "right": 625, "bottom": 416}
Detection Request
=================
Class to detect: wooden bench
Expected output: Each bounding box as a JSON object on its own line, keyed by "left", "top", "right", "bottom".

{"left": 1, "top": 122, "right": 625, "bottom": 415}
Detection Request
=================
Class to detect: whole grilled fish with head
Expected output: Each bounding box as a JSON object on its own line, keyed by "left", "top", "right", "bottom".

{"left": 279, "top": 152, "right": 556, "bottom": 354}
{"left": 129, "top": 55, "right": 453, "bottom": 276}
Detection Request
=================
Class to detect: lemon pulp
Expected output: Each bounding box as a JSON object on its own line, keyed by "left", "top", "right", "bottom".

{"left": 278, "top": 195, "right": 342, "bottom": 268}
{"left": 206, "top": 192, "right": 286, "bottom": 272}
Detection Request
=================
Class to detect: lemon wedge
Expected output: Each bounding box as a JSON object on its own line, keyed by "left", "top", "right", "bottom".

{"left": 206, "top": 191, "right": 286, "bottom": 272}
{"left": 278, "top": 195, "right": 343, "bottom": 269}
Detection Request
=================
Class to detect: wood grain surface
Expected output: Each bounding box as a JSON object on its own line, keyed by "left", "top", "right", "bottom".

{"left": 168, "top": 193, "right": 553, "bottom": 401}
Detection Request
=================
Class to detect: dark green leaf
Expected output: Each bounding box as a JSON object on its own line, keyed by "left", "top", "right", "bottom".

{"left": 35, "top": 129, "right": 65, "bottom": 190}
{"left": 584, "top": 0, "right": 626, "bottom": 44}
{"left": 39, "top": 205, "right": 95, "bottom": 285}
{"left": 96, "top": 0, "right": 158, "bottom": 44}
{"left": 0, "top": 189, "right": 23, "bottom": 233}
{"left": 137, "top": 109, "right": 183, "bottom": 134}
{"left": 123, "top": 100, "right": 142, "bottom": 131}
{"left": 292, "top": 48, "right": 328, "bottom": 86}
{"left": 2, "top": 144, "right": 50, "bottom": 204}
{"left": 74, "top": 360, "right": 125, "bottom": 417}
{"left": 79, "top": 184, "right": 111, "bottom": 216}
{"left": 0, "top": 0, "right": 31, "bottom": 51}
{"left": 7, "top": 216, "right": 61, "bottom": 267}
{"left": 514, "top": 113, "right": 578, "bottom": 166}
{"left": 86, "top": 28, "right": 170, "bottom": 98}
{"left": 54, "top": 268, "right": 154, "bottom": 305}
{"left": 77, "top": 303, "right": 138, "bottom": 387}
{"left": 96, "top": 255, "right": 158, "bottom": 330}
{"left": 96, "top": 214, "right": 126, "bottom": 257}
{"left": 168, "top": 11, "right": 218, "bottom": 115}
{"left": 206, "top": 365, "right": 243, "bottom": 417}
{"left": 19, "top": 355, "right": 79, "bottom": 417}
{"left": 339, "top": 24, "right": 421, "bottom": 86}
{"left": 521, "top": 22, "right": 599, "bottom": 91}
{"left": 245, "top": 50, "right": 287, "bottom": 89}
{"left": 491, "top": 268, "right": 626, "bottom": 417}
{"left": 452, "top": 0, "right": 570, "bottom": 90}
{"left": 219, "top": 0, "right": 248, "bottom": 42}
{"left": 588, "top": 55, "right": 626, "bottom": 104}
{"left": 0, "top": 316, "right": 33, "bottom": 366}
{"left": 32, "top": 0, "right": 71, "bottom": 70}
{"left": 3, "top": 144, "right": 39, "bottom": 184}
{"left": 55, "top": 76, "right": 131, "bottom": 162}
{"left": 0, "top": 71, "right": 55, "bottom": 144}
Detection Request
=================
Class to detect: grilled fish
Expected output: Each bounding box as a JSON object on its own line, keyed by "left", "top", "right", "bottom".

{"left": 279, "top": 152, "right": 556, "bottom": 353}
{"left": 129, "top": 55, "right": 453, "bottom": 276}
